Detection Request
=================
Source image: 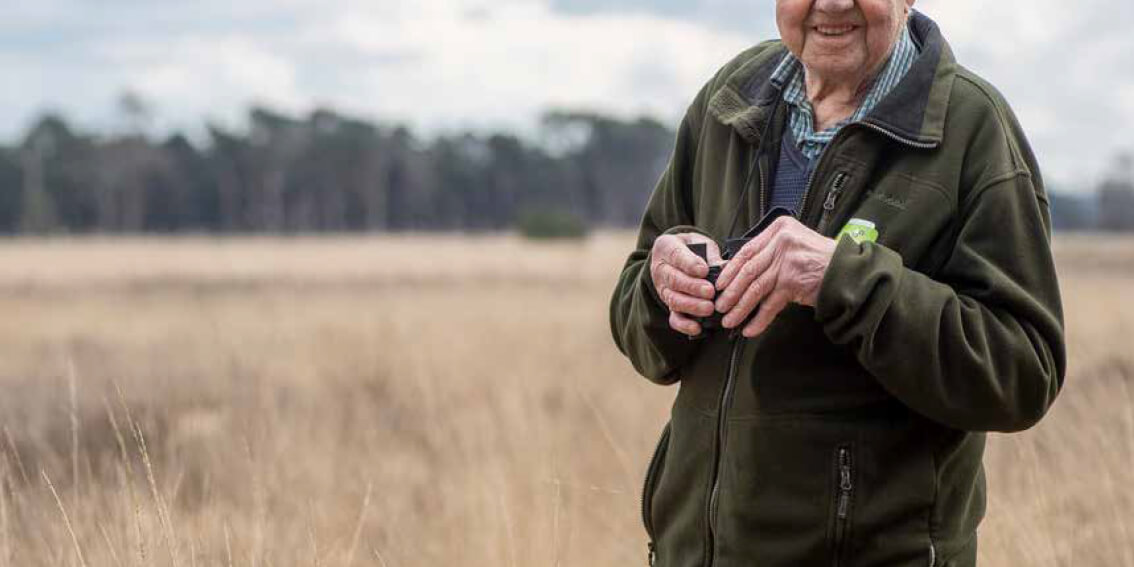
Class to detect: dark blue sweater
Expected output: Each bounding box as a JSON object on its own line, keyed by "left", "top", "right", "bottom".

{"left": 769, "top": 129, "right": 814, "bottom": 214}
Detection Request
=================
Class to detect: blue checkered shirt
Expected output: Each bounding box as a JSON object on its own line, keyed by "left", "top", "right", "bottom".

{"left": 770, "top": 24, "right": 919, "bottom": 160}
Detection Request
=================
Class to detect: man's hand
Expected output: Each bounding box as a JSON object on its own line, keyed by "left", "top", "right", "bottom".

{"left": 713, "top": 216, "right": 837, "bottom": 338}
{"left": 649, "top": 233, "right": 723, "bottom": 337}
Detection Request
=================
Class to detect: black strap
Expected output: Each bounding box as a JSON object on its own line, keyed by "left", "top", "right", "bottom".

{"left": 725, "top": 95, "right": 783, "bottom": 239}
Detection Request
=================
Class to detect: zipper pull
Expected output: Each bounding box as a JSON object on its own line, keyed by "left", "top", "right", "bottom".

{"left": 648, "top": 541, "right": 657, "bottom": 566}
{"left": 837, "top": 447, "right": 853, "bottom": 519}
{"left": 839, "top": 448, "right": 852, "bottom": 490}
{"left": 823, "top": 172, "right": 849, "bottom": 212}
{"left": 817, "top": 172, "right": 850, "bottom": 234}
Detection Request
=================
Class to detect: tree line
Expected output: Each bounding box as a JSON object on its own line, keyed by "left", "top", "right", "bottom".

{"left": 1050, "top": 154, "right": 1134, "bottom": 232}
{"left": 1, "top": 106, "right": 674, "bottom": 235}
{"left": 0, "top": 102, "right": 1130, "bottom": 235}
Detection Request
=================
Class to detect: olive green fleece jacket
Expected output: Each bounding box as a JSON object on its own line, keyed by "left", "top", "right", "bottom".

{"left": 609, "top": 12, "right": 1065, "bottom": 567}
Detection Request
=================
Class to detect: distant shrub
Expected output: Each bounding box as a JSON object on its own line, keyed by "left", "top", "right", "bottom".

{"left": 516, "top": 209, "right": 589, "bottom": 240}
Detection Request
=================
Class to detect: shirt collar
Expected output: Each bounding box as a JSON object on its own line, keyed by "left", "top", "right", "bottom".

{"left": 707, "top": 10, "right": 952, "bottom": 148}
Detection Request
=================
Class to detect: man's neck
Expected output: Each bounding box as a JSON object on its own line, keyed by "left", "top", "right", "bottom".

{"left": 804, "top": 71, "right": 870, "bottom": 131}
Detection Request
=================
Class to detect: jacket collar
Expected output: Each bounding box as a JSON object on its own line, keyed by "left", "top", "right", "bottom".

{"left": 707, "top": 10, "right": 956, "bottom": 148}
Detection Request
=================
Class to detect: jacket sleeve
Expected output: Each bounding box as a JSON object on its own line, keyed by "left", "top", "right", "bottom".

{"left": 815, "top": 170, "right": 1066, "bottom": 432}
{"left": 608, "top": 94, "right": 715, "bottom": 385}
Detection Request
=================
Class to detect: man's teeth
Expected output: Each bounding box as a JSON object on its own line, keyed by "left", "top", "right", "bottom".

{"left": 817, "top": 25, "right": 855, "bottom": 35}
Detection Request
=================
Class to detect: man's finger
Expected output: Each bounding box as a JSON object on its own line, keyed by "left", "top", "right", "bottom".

{"left": 705, "top": 245, "right": 724, "bottom": 266}
{"left": 669, "top": 311, "right": 702, "bottom": 337}
{"left": 716, "top": 243, "right": 777, "bottom": 313}
{"left": 741, "top": 289, "right": 792, "bottom": 338}
{"left": 676, "top": 234, "right": 725, "bottom": 266}
{"left": 721, "top": 267, "right": 776, "bottom": 329}
{"left": 658, "top": 264, "right": 715, "bottom": 299}
{"left": 662, "top": 237, "right": 710, "bottom": 278}
{"left": 716, "top": 216, "right": 791, "bottom": 290}
{"left": 663, "top": 288, "right": 715, "bottom": 318}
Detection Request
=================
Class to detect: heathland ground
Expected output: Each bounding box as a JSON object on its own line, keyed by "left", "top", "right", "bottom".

{"left": 0, "top": 233, "right": 1130, "bottom": 566}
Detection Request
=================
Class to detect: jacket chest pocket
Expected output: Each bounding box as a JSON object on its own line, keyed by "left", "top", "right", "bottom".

{"left": 827, "top": 172, "right": 954, "bottom": 271}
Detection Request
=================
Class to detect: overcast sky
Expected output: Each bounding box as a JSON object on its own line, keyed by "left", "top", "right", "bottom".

{"left": 4, "top": 0, "right": 1133, "bottom": 191}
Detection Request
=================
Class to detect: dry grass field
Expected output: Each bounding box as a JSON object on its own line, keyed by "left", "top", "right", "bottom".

{"left": 0, "top": 233, "right": 1131, "bottom": 566}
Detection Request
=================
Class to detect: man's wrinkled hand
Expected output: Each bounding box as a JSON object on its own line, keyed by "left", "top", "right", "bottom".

{"left": 649, "top": 233, "right": 723, "bottom": 337}
{"left": 713, "top": 216, "right": 837, "bottom": 338}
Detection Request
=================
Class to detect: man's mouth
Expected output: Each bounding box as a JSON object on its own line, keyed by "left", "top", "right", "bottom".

{"left": 814, "top": 25, "right": 858, "bottom": 37}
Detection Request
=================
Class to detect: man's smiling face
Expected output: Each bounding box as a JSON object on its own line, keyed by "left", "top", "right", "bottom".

{"left": 776, "top": 0, "right": 914, "bottom": 85}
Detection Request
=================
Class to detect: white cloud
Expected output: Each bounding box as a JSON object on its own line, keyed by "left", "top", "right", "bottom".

{"left": 317, "top": 0, "right": 750, "bottom": 131}
{"left": 0, "top": 0, "right": 751, "bottom": 138}
{"left": 0, "top": 0, "right": 1132, "bottom": 190}
{"left": 117, "top": 36, "right": 305, "bottom": 125}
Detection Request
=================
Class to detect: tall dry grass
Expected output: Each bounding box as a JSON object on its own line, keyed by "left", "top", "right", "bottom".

{"left": 0, "top": 233, "right": 1129, "bottom": 566}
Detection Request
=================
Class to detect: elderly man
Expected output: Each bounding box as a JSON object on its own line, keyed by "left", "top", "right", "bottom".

{"left": 608, "top": 1, "right": 1066, "bottom": 566}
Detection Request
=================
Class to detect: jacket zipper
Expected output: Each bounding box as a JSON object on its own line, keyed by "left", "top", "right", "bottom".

{"left": 833, "top": 445, "right": 854, "bottom": 567}
{"left": 641, "top": 422, "right": 672, "bottom": 566}
{"left": 704, "top": 123, "right": 764, "bottom": 564}
{"left": 858, "top": 120, "right": 939, "bottom": 149}
{"left": 817, "top": 172, "right": 850, "bottom": 235}
{"left": 700, "top": 106, "right": 764, "bottom": 565}
{"left": 704, "top": 338, "right": 744, "bottom": 566}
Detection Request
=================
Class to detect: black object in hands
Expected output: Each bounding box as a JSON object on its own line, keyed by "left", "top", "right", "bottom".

{"left": 685, "top": 207, "right": 794, "bottom": 337}
{"left": 686, "top": 242, "right": 725, "bottom": 331}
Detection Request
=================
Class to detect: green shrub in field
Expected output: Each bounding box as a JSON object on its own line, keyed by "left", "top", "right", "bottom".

{"left": 516, "top": 209, "right": 590, "bottom": 240}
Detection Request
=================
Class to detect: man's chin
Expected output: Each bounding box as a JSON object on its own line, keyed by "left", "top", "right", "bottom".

{"left": 800, "top": 54, "right": 867, "bottom": 81}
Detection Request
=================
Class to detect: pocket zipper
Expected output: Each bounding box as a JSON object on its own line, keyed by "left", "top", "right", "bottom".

{"left": 641, "top": 422, "right": 672, "bottom": 565}
{"left": 834, "top": 445, "right": 854, "bottom": 567}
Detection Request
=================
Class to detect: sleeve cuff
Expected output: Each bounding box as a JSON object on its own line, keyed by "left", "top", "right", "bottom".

{"left": 642, "top": 249, "right": 666, "bottom": 307}
{"left": 814, "top": 235, "right": 904, "bottom": 326}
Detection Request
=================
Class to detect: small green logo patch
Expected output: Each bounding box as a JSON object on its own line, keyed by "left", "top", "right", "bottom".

{"left": 837, "top": 219, "right": 879, "bottom": 244}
